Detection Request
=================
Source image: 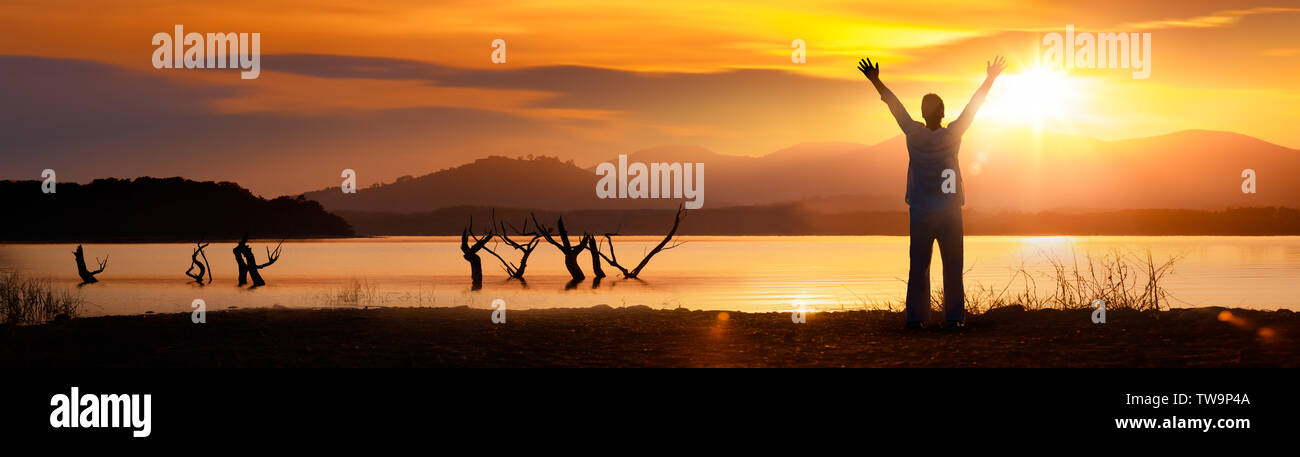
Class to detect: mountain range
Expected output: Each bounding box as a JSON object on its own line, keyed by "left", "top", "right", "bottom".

{"left": 303, "top": 128, "right": 1297, "bottom": 213}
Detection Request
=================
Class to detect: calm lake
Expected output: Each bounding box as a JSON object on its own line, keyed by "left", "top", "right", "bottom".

{"left": 1, "top": 236, "right": 1297, "bottom": 316}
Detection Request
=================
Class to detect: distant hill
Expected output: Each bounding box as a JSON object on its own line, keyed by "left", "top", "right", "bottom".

{"left": 953, "top": 128, "right": 1300, "bottom": 211}
{"left": 302, "top": 129, "right": 1300, "bottom": 213}
{"left": 0, "top": 177, "right": 353, "bottom": 241}
{"left": 304, "top": 155, "right": 637, "bottom": 213}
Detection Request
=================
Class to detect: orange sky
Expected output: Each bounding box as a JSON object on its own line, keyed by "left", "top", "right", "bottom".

{"left": 1, "top": 1, "right": 1298, "bottom": 195}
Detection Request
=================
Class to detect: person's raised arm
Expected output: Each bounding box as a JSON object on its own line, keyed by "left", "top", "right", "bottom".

{"left": 949, "top": 56, "right": 1005, "bottom": 136}
{"left": 859, "top": 58, "right": 918, "bottom": 134}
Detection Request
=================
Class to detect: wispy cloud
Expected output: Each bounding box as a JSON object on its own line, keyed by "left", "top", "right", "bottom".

{"left": 1117, "top": 7, "right": 1300, "bottom": 29}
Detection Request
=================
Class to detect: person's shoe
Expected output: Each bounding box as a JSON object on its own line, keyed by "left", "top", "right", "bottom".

{"left": 944, "top": 320, "right": 966, "bottom": 329}
{"left": 904, "top": 321, "right": 924, "bottom": 330}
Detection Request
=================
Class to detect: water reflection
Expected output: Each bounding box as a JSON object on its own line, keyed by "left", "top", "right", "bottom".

{"left": 0, "top": 236, "right": 1297, "bottom": 316}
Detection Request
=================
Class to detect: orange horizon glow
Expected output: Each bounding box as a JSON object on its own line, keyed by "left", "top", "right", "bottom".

{"left": 1, "top": 1, "right": 1298, "bottom": 195}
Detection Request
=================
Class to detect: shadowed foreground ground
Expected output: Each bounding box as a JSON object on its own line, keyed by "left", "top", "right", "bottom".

{"left": 1, "top": 306, "right": 1295, "bottom": 367}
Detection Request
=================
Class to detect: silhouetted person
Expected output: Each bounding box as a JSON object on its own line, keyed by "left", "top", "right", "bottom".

{"left": 859, "top": 56, "right": 1005, "bottom": 329}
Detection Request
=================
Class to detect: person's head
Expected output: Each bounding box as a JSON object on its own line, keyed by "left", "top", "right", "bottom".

{"left": 921, "top": 93, "right": 944, "bottom": 125}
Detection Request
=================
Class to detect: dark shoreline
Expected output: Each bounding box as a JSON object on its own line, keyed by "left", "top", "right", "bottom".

{"left": 0, "top": 234, "right": 372, "bottom": 244}
{"left": 3, "top": 305, "right": 1295, "bottom": 367}
{"left": 338, "top": 206, "right": 1300, "bottom": 237}
{"left": 5, "top": 233, "right": 1300, "bottom": 244}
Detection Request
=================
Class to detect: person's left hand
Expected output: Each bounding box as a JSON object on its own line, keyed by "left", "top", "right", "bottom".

{"left": 987, "top": 56, "right": 1006, "bottom": 78}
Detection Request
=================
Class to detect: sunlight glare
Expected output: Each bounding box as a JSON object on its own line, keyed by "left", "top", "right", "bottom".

{"left": 980, "top": 66, "right": 1081, "bottom": 128}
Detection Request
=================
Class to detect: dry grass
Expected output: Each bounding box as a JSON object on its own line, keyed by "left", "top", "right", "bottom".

{"left": 318, "top": 278, "right": 380, "bottom": 308}
{"left": 0, "top": 271, "right": 83, "bottom": 325}
{"left": 939, "top": 249, "right": 1180, "bottom": 314}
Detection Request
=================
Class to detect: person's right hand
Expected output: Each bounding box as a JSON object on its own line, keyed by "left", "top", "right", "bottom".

{"left": 858, "top": 58, "right": 880, "bottom": 81}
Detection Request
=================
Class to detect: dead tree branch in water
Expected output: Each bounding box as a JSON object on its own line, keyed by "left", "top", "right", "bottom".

{"left": 486, "top": 213, "right": 542, "bottom": 281}
{"left": 236, "top": 237, "right": 282, "bottom": 288}
{"left": 72, "top": 244, "right": 108, "bottom": 285}
{"left": 233, "top": 234, "right": 249, "bottom": 286}
{"left": 460, "top": 216, "right": 494, "bottom": 288}
{"left": 184, "top": 239, "right": 213, "bottom": 285}
{"left": 531, "top": 214, "right": 586, "bottom": 281}
{"left": 596, "top": 205, "right": 685, "bottom": 279}
{"left": 584, "top": 234, "right": 605, "bottom": 279}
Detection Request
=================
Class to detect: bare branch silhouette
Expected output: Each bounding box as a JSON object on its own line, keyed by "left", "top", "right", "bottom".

{"left": 532, "top": 213, "right": 586, "bottom": 281}
{"left": 72, "top": 244, "right": 108, "bottom": 285}
{"left": 596, "top": 205, "right": 685, "bottom": 279}
{"left": 184, "top": 239, "right": 213, "bottom": 285}
{"left": 486, "top": 212, "right": 542, "bottom": 281}
{"left": 460, "top": 215, "right": 494, "bottom": 289}
{"left": 235, "top": 237, "right": 283, "bottom": 288}
{"left": 584, "top": 233, "right": 605, "bottom": 279}
{"left": 257, "top": 241, "right": 283, "bottom": 269}
{"left": 233, "top": 234, "right": 250, "bottom": 286}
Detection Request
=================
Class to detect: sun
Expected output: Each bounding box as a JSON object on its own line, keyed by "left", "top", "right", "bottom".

{"left": 978, "top": 65, "right": 1083, "bottom": 128}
